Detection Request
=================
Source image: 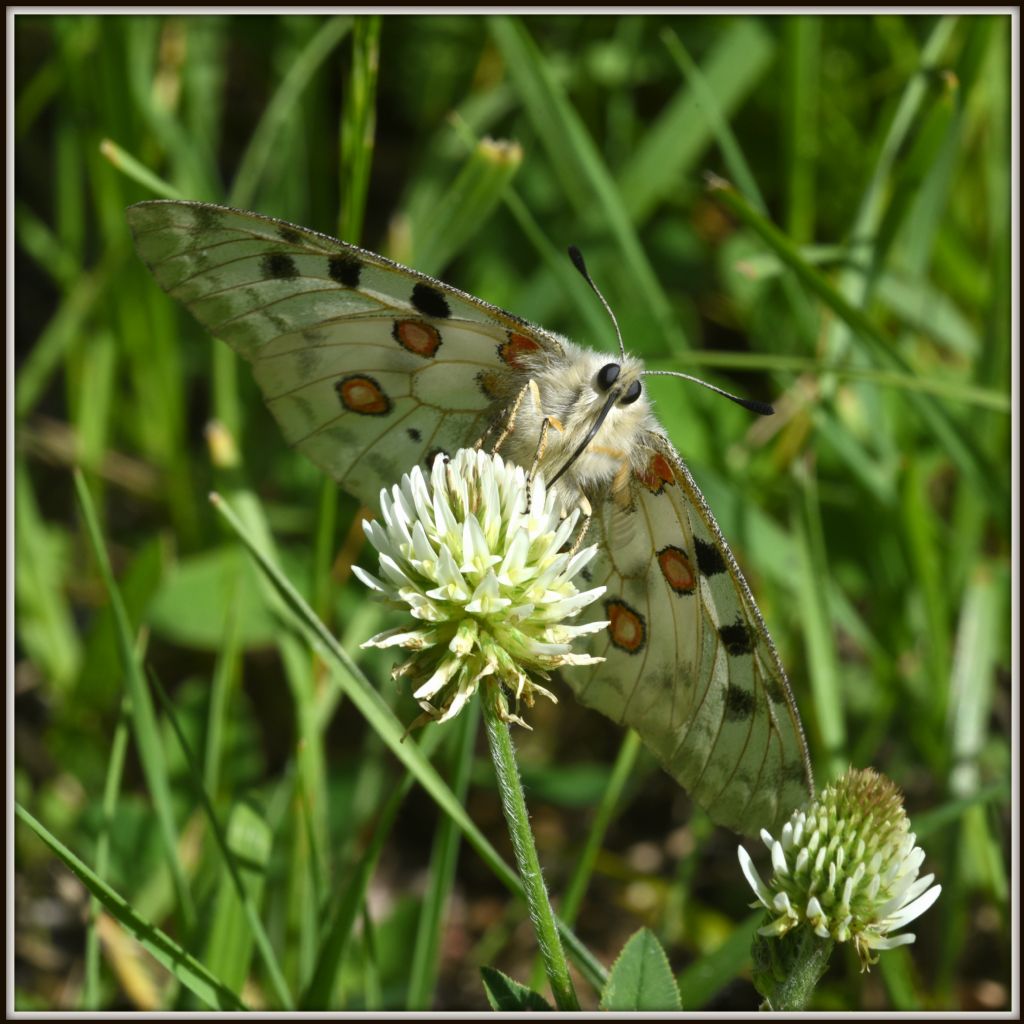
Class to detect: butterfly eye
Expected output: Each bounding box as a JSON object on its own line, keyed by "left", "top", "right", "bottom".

{"left": 621, "top": 380, "right": 642, "bottom": 405}
{"left": 597, "top": 363, "right": 621, "bottom": 391}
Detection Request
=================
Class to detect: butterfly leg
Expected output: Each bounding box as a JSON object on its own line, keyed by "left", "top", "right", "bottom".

{"left": 486, "top": 380, "right": 533, "bottom": 455}
{"left": 524, "top": 382, "right": 566, "bottom": 511}
{"left": 565, "top": 504, "right": 593, "bottom": 559}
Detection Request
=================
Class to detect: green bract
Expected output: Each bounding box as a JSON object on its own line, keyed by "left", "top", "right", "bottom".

{"left": 738, "top": 768, "right": 942, "bottom": 970}
{"left": 355, "top": 449, "right": 607, "bottom": 725}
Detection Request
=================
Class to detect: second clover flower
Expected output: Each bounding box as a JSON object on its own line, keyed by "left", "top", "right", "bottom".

{"left": 354, "top": 448, "right": 608, "bottom": 725}
{"left": 738, "top": 767, "right": 942, "bottom": 971}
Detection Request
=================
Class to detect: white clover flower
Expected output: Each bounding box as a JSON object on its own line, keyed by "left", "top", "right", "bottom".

{"left": 354, "top": 449, "right": 608, "bottom": 726}
{"left": 738, "top": 768, "right": 942, "bottom": 971}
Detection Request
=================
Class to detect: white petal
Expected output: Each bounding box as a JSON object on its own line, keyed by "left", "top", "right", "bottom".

{"left": 771, "top": 840, "right": 789, "bottom": 876}
{"left": 412, "top": 658, "right": 459, "bottom": 700}
{"left": 772, "top": 890, "right": 793, "bottom": 915}
{"left": 737, "top": 846, "right": 773, "bottom": 908}
{"left": 867, "top": 932, "right": 916, "bottom": 951}
{"left": 883, "top": 884, "right": 941, "bottom": 931}
{"left": 362, "top": 626, "right": 429, "bottom": 649}
{"left": 352, "top": 565, "right": 387, "bottom": 593}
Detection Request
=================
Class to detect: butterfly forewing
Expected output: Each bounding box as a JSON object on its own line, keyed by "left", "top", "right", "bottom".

{"left": 128, "top": 199, "right": 812, "bottom": 835}
{"left": 127, "top": 200, "right": 542, "bottom": 506}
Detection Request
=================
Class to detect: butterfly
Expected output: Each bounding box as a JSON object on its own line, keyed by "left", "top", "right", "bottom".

{"left": 127, "top": 199, "right": 813, "bottom": 835}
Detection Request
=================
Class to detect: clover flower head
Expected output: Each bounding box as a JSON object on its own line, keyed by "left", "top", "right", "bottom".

{"left": 738, "top": 768, "right": 942, "bottom": 970}
{"left": 354, "top": 448, "right": 607, "bottom": 726}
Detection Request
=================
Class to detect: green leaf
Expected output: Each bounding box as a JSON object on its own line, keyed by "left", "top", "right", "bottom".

{"left": 600, "top": 928, "right": 682, "bottom": 1012}
{"left": 480, "top": 966, "right": 553, "bottom": 1011}
{"left": 145, "top": 545, "right": 294, "bottom": 650}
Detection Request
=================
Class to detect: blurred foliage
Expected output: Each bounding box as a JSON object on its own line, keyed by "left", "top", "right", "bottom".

{"left": 13, "top": 12, "right": 1012, "bottom": 1012}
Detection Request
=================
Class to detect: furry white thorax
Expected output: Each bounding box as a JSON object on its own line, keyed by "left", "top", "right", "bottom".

{"left": 500, "top": 334, "right": 658, "bottom": 508}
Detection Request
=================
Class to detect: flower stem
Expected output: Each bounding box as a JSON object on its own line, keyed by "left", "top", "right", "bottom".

{"left": 481, "top": 684, "right": 580, "bottom": 1011}
{"left": 753, "top": 925, "right": 834, "bottom": 1011}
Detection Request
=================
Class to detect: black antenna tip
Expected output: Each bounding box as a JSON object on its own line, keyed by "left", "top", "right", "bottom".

{"left": 741, "top": 397, "right": 774, "bottom": 416}
{"left": 567, "top": 244, "right": 588, "bottom": 277}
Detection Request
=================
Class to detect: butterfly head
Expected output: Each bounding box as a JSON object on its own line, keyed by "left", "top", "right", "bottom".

{"left": 536, "top": 345, "right": 654, "bottom": 498}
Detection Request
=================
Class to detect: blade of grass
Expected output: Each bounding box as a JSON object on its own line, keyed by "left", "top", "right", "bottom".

{"left": 202, "top": 799, "right": 273, "bottom": 996}
{"left": 209, "top": 491, "right": 608, "bottom": 994}
{"left": 676, "top": 912, "right": 761, "bottom": 1010}
{"left": 406, "top": 703, "right": 480, "bottom": 1010}
{"left": 529, "top": 729, "right": 641, "bottom": 993}
{"left": 947, "top": 565, "right": 1002, "bottom": 799}
{"left": 202, "top": 594, "right": 242, "bottom": 798}
{"left": 826, "top": 14, "right": 959, "bottom": 334}
{"left": 618, "top": 18, "right": 774, "bottom": 225}
{"left": 300, "top": 755, "right": 420, "bottom": 1008}
{"left": 660, "top": 24, "right": 827, "bottom": 349}
{"left": 901, "top": 457, "right": 953, "bottom": 726}
{"left": 781, "top": 16, "right": 821, "bottom": 243}
{"left": 73, "top": 468, "right": 195, "bottom": 930}
{"left": 149, "top": 670, "right": 295, "bottom": 1008}
{"left": 792, "top": 458, "right": 846, "bottom": 777}
{"left": 706, "top": 174, "right": 1004, "bottom": 502}
{"left": 13, "top": 460, "right": 82, "bottom": 691}
{"left": 360, "top": 906, "right": 382, "bottom": 1010}
{"left": 99, "top": 138, "right": 181, "bottom": 199}
{"left": 443, "top": 114, "right": 610, "bottom": 345}
{"left": 646, "top": 352, "right": 1008, "bottom": 412}
{"left": 82, "top": 696, "right": 130, "bottom": 1009}
{"left": 408, "top": 136, "right": 523, "bottom": 277}
{"left": 16, "top": 804, "right": 245, "bottom": 1011}
{"left": 660, "top": 28, "right": 765, "bottom": 215}
{"left": 15, "top": 198, "right": 80, "bottom": 288}
{"left": 337, "top": 14, "right": 380, "bottom": 243}
{"left": 488, "top": 15, "right": 686, "bottom": 354}
{"left": 228, "top": 16, "right": 352, "bottom": 210}
{"left": 15, "top": 261, "right": 109, "bottom": 419}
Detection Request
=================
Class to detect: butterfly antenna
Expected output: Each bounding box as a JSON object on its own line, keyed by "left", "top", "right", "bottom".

{"left": 568, "top": 245, "right": 626, "bottom": 360}
{"left": 641, "top": 369, "right": 775, "bottom": 416}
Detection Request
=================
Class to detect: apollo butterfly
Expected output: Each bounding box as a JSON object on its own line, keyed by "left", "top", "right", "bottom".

{"left": 127, "top": 199, "right": 813, "bottom": 834}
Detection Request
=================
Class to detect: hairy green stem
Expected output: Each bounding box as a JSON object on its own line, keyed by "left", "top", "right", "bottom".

{"left": 482, "top": 685, "right": 580, "bottom": 1011}
{"left": 753, "top": 925, "right": 834, "bottom": 1011}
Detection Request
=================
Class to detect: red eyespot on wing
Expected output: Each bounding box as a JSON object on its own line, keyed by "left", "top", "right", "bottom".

{"left": 498, "top": 331, "right": 541, "bottom": 368}
{"left": 636, "top": 452, "right": 674, "bottom": 494}
{"left": 606, "top": 599, "right": 646, "bottom": 654}
{"left": 336, "top": 374, "right": 392, "bottom": 416}
{"left": 393, "top": 319, "right": 442, "bottom": 358}
{"left": 658, "top": 546, "right": 696, "bottom": 595}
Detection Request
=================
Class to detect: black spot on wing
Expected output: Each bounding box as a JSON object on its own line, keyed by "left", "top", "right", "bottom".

{"left": 407, "top": 427, "right": 422, "bottom": 442}
{"left": 261, "top": 252, "right": 298, "bottom": 280}
{"left": 277, "top": 225, "right": 303, "bottom": 244}
{"left": 763, "top": 669, "right": 787, "bottom": 704}
{"left": 328, "top": 254, "right": 362, "bottom": 287}
{"left": 190, "top": 205, "right": 223, "bottom": 234}
{"left": 719, "top": 620, "right": 753, "bottom": 656}
{"left": 694, "top": 537, "right": 727, "bottom": 577}
{"left": 724, "top": 685, "right": 757, "bottom": 721}
{"left": 411, "top": 282, "right": 450, "bottom": 318}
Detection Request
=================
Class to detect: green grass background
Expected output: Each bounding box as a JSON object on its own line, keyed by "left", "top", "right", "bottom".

{"left": 13, "top": 12, "right": 1013, "bottom": 1011}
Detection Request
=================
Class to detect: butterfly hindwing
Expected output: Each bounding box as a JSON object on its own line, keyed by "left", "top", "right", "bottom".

{"left": 127, "top": 199, "right": 555, "bottom": 507}
{"left": 566, "top": 432, "right": 811, "bottom": 835}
